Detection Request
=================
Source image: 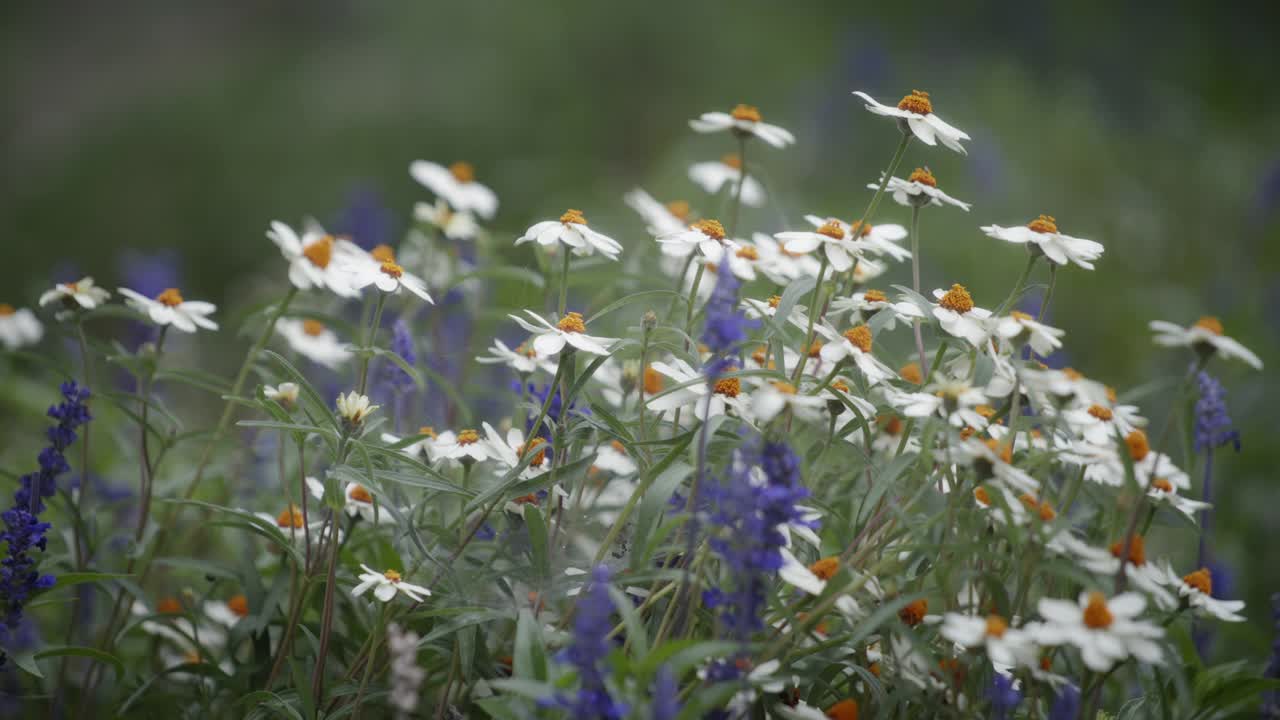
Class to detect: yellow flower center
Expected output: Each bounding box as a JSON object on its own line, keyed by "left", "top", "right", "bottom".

{"left": 557, "top": 311, "right": 586, "bottom": 334}
{"left": 807, "top": 340, "right": 823, "bottom": 358}
{"left": 383, "top": 569, "right": 402, "bottom": 583}
{"left": 228, "top": 594, "right": 249, "bottom": 617}
{"left": 938, "top": 284, "right": 974, "bottom": 313}
{"left": 720, "top": 153, "right": 743, "bottom": 170}
{"left": 843, "top": 325, "right": 873, "bottom": 353}
{"left": 878, "top": 414, "right": 903, "bottom": 436}
{"left": 1027, "top": 214, "right": 1059, "bottom": 234}
{"left": 767, "top": 295, "right": 782, "bottom": 309}
{"left": 1087, "top": 404, "right": 1114, "bottom": 421}
{"left": 1194, "top": 316, "right": 1224, "bottom": 335}
{"left": 0, "top": 303, "right": 14, "bottom": 316}
{"left": 730, "top": 103, "right": 762, "bottom": 122}
{"left": 302, "top": 319, "right": 326, "bottom": 337}
{"left": 157, "top": 597, "right": 183, "bottom": 615}
{"left": 609, "top": 439, "right": 627, "bottom": 455}
{"left": 560, "top": 208, "right": 587, "bottom": 225}
{"left": 1151, "top": 477, "right": 1173, "bottom": 493}
{"left": 735, "top": 245, "right": 759, "bottom": 260}
{"left": 975, "top": 404, "right": 997, "bottom": 419}
{"left": 348, "top": 484, "right": 374, "bottom": 504}
{"left": 974, "top": 486, "right": 991, "bottom": 506}
{"left": 371, "top": 244, "right": 396, "bottom": 263}
{"left": 418, "top": 425, "right": 437, "bottom": 438}
{"left": 643, "top": 366, "right": 663, "bottom": 395}
{"left": 825, "top": 699, "right": 859, "bottom": 720}
{"left": 666, "top": 200, "right": 691, "bottom": 219}
{"left": 448, "top": 161, "right": 475, "bottom": 183}
{"left": 456, "top": 429, "right": 480, "bottom": 445}
{"left": 1062, "top": 367, "right": 1084, "bottom": 381}
{"left": 1018, "top": 493, "right": 1057, "bottom": 521}
{"left": 908, "top": 167, "right": 938, "bottom": 188}
{"left": 156, "top": 288, "right": 184, "bottom": 307}
{"left": 897, "top": 89, "right": 933, "bottom": 115}
{"left": 863, "top": 289, "right": 887, "bottom": 303}
{"left": 276, "top": 505, "right": 305, "bottom": 529}
{"left": 848, "top": 219, "right": 873, "bottom": 238}
{"left": 519, "top": 437, "right": 548, "bottom": 467}
{"left": 983, "top": 438, "right": 1013, "bottom": 464}
{"left": 713, "top": 376, "right": 741, "bottom": 398}
{"left": 1011, "top": 310, "right": 1033, "bottom": 322}
{"left": 380, "top": 261, "right": 404, "bottom": 279}
{"left": 1182, "top": 568, "right": 1212, "bottom": 595}
{"left": 692, "top": 218, "right": 726, "bottom": 240}
{"left": 831, "top": 379, "right": 850, "bottom": 393}
{"left": 1125, "top": 430, "right": 1150, "bottom": 462}
{"left": 899, "top": 362, "right": 923, "bottom": 385}
{"left": 816, "top": 220, "right": 846, "bottom": 240}
{"left": 899, "top": 598, "right": 928, "bottom": 626}
{"left": 1082, "top": 592, "right": 1114, "bottom": 629}
{"left": 985, "top": 614, "right": 1008, "bottom": 638}
{"left": 771, "top": 381, "right": 797, "bottom": 395}
{"left": 303, "top": 236, "right": 335, "bottom": 268}
{"left": 808, "top": 556, "right": 839, "bottom": 580}
{"left": 1109, "top": 535, "right": 1146, "bottom": 566}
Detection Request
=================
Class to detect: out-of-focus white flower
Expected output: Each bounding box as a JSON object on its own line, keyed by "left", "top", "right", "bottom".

{"left": 508, "top": 310, "right": 618, "bottom": 356}
{"left": 778, "top": 550, "right": 840, "bottom": 596}
{"left": 476, "top": 338, "right": 557, "bottom": 376}
{"left": 774, "top": 219, "right": 863, "bottom": 273}
{"left": 276, "top": 318, "right": 352, "bottom": 369}
{"left": 991, "top": 311, "right": 1065, "bottom": 355}
{"left": 481, "top": 422, "right": 551, "bottom": 480}
{"left": 931, "top": 284, "right": 991, "bottom": 346}
{"left": 1060, "top": 401, "right": 1143, "bottom": 446}
{"left": 432, "top": 428, "right": 495, "bottom": 464}
{"left": 1034, "top": 592, "right": 1164, "bottom": 671}
{"left": 387, "top": 623, "right": 427, "bottom": 719}
{"left": 1053, "top": 534, "right": 1175, "bottom": 610}
{"left": 1161, "top": 565, "right": 1245, "bottom": 622}
{"left": 941, "top": 613, "right": 1038, "bottom": 669}
{"left": 1149, "top": 317, "right": 1262, "bottom": 369}
{"left": 267, "top": 220, "right": 363, "bottom": 296}
{"left": 592, "top": 440, "right": 637, "bottom": 476}
{"left": 816, "top": 323, "right": 894, "bottom": 384}
{"left": 750, "top": 233, "right": 822, "bottom": 283}
{"left": 409, "top": 160, "right": 498, "bottom": 219}
{"left": 853, "top": 89, "right": 970, "bottom": 154}
{"left": 982, "top": 215, "right": 1105, "bottom": 269}
{"left": 645, "top": 359, "right": 748, "bottom": 420}
{"left": 336, "top": 392, "right": 378, "bottom": 425}
{"left": 305, "top": 476, "right": 394, "bottom": 524}
{"left": 352, "top": 564, "right": 431, "bottom": 603}
{"left": 253, "top": 504, "right": 328, "bottom": 547}
{"left": 414, "top": 198, "right": 479, "bottom": 241}
{"left": 0, "top": 304, "right": 43, "bottom": 349}
{"left": 689, "top": 104, "right": 795, "bottom": 148}
{"left": 38, "top": 277, "right": 112, "bottom": 316}
{"left": 890, "top": 378, "right": 991, "bottom": 430}
{"left": 871, "top": 167, "right": 971, "bottom": 211}
{"left": 342, "top": 247, "right": 433, "bottom": 303}
{"left": 382, "top": 426, "right": 443, "bottom": 462}
{"left": 802, "top": 215, "right": 912, "bottom": 262}
{"left": 656, "top": 218, "right": 733, "bottom": 261}
{"left": 749, "top": 380, "right": 827, "bottom": 424}
{"left": 624, "top": 189, "right": 695, "bottom": 236}
{"left": 688, "top": 154, "right": 767, "bottom": 207}
{"left": 516, "top": 209, "right": 622, "bottom": 260}
{"left": 119, "top": 287, "right": 219, "bottom": 333}
{"left": 828, "top": 288, "right": 924, "bottom": 331}
{"left": 263, "top": 382, "right": 300, "bottom": 407}
{"left": 203, "top": 594, "right": 250, "bottom": 628}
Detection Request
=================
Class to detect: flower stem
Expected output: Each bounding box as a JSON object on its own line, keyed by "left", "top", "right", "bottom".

{"left": 792, "top": 254, "right": 829, "bottom": 383}
{"left": 728, "top": 134, "right": 747, "bottom": 238}
{"left": 994, "top": 252, "right": 1039, "bottom": 317}
{"left": 557, "top": 248, "right": 572, "bottom": 319}
{"left": 909, "top": 204, "right": 929, "bottom": 375}
{"left": 357, "top": 291, "right": 389, "bottom": 396}
{"left": 1037, "top": 264, "right": 1058, "bottom": 322}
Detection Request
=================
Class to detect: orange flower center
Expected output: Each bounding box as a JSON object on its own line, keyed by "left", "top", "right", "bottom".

{"left": 848, "top": 220, "right": 873, "bottom": 238}
{"left": 863, "top": 288, "right": 887, "bottom": 303}
{"left": 1062, "top": 367, "right": 1084, "bottom": 381}
{"left": 302, "top": 319, "right": 326, "bottom": 337}
{"left": 557, "top": 311, "right": 586, "bottom": 334}
{"left": 228, "top": 594, "right": 249, "bottom": 617}
{"left": 383, "top": 569, "right": 402, "bottom": 583}
{"left": 276, "top": 505, "right": 305, "bottom": 529}
{"left": 560, "top": 208, "right": 587, "bottom": 225}
{"left": 1011, "top": 310, "right": 1033, "bottom": 322}
{"left": 1182, "top": 568, "right": 1212, "bottom": 595}
{"left": 1125, "top": 430, "right": 1150, "bottom": 461}
{"left": 448, "top": 161, "right": 475, "bottom": 183}
{"left": 1194, "top": 316, "right": 1224, "bottom": 335}
{"left": 380, "top": 261, "right": 404, "bottom": 278}
{"left": 897, "top": 89, "right": 933, "bottom": 115}
{"left": 457, "top": 429, "right": 480, "bottom": 445}
{"left": 975, "top": 404, "right": 997, "bottom": 419}
{"left": 808, "top": 556, "right": 839, "bottom": 580}
{"left": 816, "top": 220, "right": 846, "bottom": 240}
{"left": 899, "top": 362, "right": 923, "bottom": 385}
{"left": 1019, "top": 493, "right": 1057, "bottom": 521}
{"left": 720, "top": 153, "right": 742, "bottom": 170}
{"left": 609, "top": 439, "right": 626, "bottom": 455}
{"left": 879, "top": 414, "right": 903, "bottom": 436}
{"left": 303, "top": 236, "right": 335, "bottom": 268}
{"left": 973, "top": 486, "right": 991, "bottom": 506}
{"left": 370, "top": 244, "right": 396, "bottom": 263}
{"left": 843, "top": 325, "right": 873, "bottom": 354}
{"left": 831, "top": 379, "right": 850, "bottom": 393}
{"left": 519, "top": 437, "right": 548, "bottom": 467}
{"left": 730, "top": 103, "right": 762, "bottom": 122}
{"left": 825, "top": 698, "right": 859, "bottom": 720}
{"left": 692, "top": 218, "right": 726, "bottom": 241}
{"left": 1151, "top": 477, "right": 1173, "bottom": 493}
{"left": 1027, "top": 214, "right": 1059, "bottom": 234}
{"left": 513, "top": 493, "right": 539, "bottom": 505}
{"left": 0, "top": 303, "right": 13, "bottom": 316}
{"left": 735, "top": 245, "right": 759, "bottom": 260}
{"left": 713, "top": 376, "right": 740, "bottom": 398}
{"left": 643, "top": 366, "right": 663, "bottom": 395}
{"left": 767, "top": 294, "right": 782, "bottom": 309}
{"left": 157, "top": 597, "right": 183, "bottom": 614}
{"left": 983, "top": 438, "right": 1013, "bottom": 464}
{"left": 418, "top": 425, "right": 437, "bottom": 438}
{"left": 908, "top": 167, "right": 937, "bottom": 187}
{"left": 899, "top": 598, "right": 928, "bottom": 626}
{"left": 1082, "top": 592, "right": 1114, "bottom": 629}
{"left": 985, "top": 614, "right": 1009, "bottom": 638}
{"left": 156, "top": 288, "right": 184, "bottom": 307}
{"left": 772, "top": 381, "right": 797, "bottom": 395}
{"left": 665, "top": 200, "right": 691, "bottom": 219}
{"left": 1087, "top": 404, "right": 1114, "bottom": 421}
{"left": 1109, "top": 535, "right": 1146, "bottom": 566}
{"left": 349, "top": 484, "right": 374, "bottom": 504}
{"left": 938, "top": 284, "right": 974, "bottom": 313}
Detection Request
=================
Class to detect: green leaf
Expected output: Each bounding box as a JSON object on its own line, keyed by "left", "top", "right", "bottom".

{"left": 525, "top": 504, "right": 550, "bottom": 581}
{"left": 513, "top": 609, "right": 548, "bottom": 682}
{"left": 46, "top": 571, "right": 132, "bottom": 589}
{"left": 33, "top": 645, "right": 124, "bottom": 681}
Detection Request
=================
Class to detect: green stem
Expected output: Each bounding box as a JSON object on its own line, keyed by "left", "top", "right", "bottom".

{"left": 357, "top": 291, "right": 389, "bottom": 396}
{"left": 791, "top": 254, "right": 829, "bottom": 383}
{"left": 994, "top": 252, "right": 1038, "bottom": 317}
{"left": 1038, "top": 264, "right": 1059, "bottom": 322}
{"left": 909, "top": 204, "right": 928, "bottom": 375}
{"left": 557, "top": 248, "right": 572, "bottom": 319}
{"left": 728, "top": 134, "right": 747, "bottom": 238}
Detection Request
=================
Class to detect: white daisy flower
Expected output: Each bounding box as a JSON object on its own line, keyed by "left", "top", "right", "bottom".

{"left": 253, "top": 504, "right": 328, "bottom": 547}
{"left": 352, "top": 564, "right": 431, "bottom": 603}
{"left": 890, "top": 378, "right": 991, "bottom": 430}
{"left": 119, "top": 287, "right": 218, "bottom": 333}
{"left": 656, "top": 218, "right": 733, "bottom": 261}
{"left": 774, "top": 219, "right": 863, "bottom": 272}
{"left": 749, "top": 380, "right": 827, "bottom": 424}
{"left": 941, "top": 613, "right": 1038, "bottom": 669}
{"left": 1033, "top": 592, "right": 1164, "bottom": 671}
{"left": 476, "top": 338, "right": 557, "bottom": 376}
{"left": 958, "top": 438, "right": 1041, "bottom": 495}
{"left": 267, "top": 220, "right": 363, "bottom": 296}
{"left": 1162, "top": 565, "right": 1245, "bottom": 622}
{"left": 981, "top": 215, "right": 1105, "bottom": 269}
{"left": 931, "top": 284, "right": 992, "bottom": 346}
{"left": 623, "top": 189, "right": 695, "bottom": 236}
{"left": 778, "top": 550, "right": 840, "bottom": 596}
{"left": 432, "top": 428, "right": 502, "bottom": 464}
{"left": 1060, "top": 401, "right": 1143, "bottom": 446}
{"left": 305, "top": 476, "right": 393, "bottom": 524}
{"left": 1053, "top": 534, "right": 1175, "bottom": 610}
{"left": 263, "top": 382, "right": 299, "bottom": 407}
{"left": 382, "top": 426, "right": 443, "bottom": 462}
{"left": 591, "top": 440, "right": 637, "bottom": 476}
{"left": 645, "top": 359, "right": 748, "bottom": 420}
{"left": 130, "top": 597, "right": 207, "bottom": 647}
{"left": 818, "top": 376, "right": 878, "bottom": 420}
{"left": 750, "top": 232, "right": 822, "bottom": 283}
{"left": 203, "top": 594, "right": 250, "bottom": 628}
{"left": 276, "top": 318, "right": 352, "bottom": 369}
{"left": 816, "top": 324, "right": 894, "bottom": 384}
{"left": 336, "top": 391, "right": 378, "bottom": 425}
{"left": 803, "top": 215, "right": 912, "bottom": 262}
{"left": 481, "top": 422, "right": 551, "bottom": 480}
{"left": 991, "top": 311, "right": 1065, "bottom": 355}
{"left": 409, "top": 160, "right": 498, "bottom": 219}
{"left": 413, "top": 198, "right": 479, "bottom": 241}
{"left": 689, "top": 104, "right": 795, "bottom": 148}
{"left": 38, "top": 276, "right": 112, "bottom": 315}
{"left": 1145, "top": 475, "right": 1210, "bottom": 519}
{"left": 0, "top": 304, "right": 43, "bottom": 350}
{"left": 343, "top": 247, "right": 434, "bottom": 303}
{"left": 687, "top": 154, "right": 767, "bottom": 207}
{"left": 516, "top": 209, "right": 623, "bottom": 260}
{"left": 828, "top": 288, "right": 924, "bottom": 330}
{"left": 853, "top": 89, "right": 970, "bottom": 154}
{"left": 869, "top": 167, "right": 971, "bottom": 211}
{"left": 508, "top": 309, "right": 618, "bottom": 357}
{"left": 1149, "top": 317, "right": 1262, "bottom": 369}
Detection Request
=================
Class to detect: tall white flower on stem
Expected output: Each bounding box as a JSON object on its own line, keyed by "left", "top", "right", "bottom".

{"left": 414, "top": 199, "right": 479, "bottom": 241}
{"left": 689, "top": 104, "right": 795, "bottom": 148}
{"left": 352, "top": 565, "right": 431, "bottom": 603}
{"left": 852, "top": 89, "right": 970, "bottom": 154}
{"left": 480, "top": 422, "right": 551, "bottom": 480}
{"left": 344, "top": 247, "right": 433, "bottom": 303}
{"left": 940, "top": 613, "right": 1038, "bottom": 669}
{"left": 1161, "top": 566, "right": 1246, "bottom": 622}
{"left": 624, "top": 189, "right": 696, "bottom": 236}
{"left": 645, "top": 359, "right": 749, "bottom": 420}
{"left": 872, "top": 167, "right": 971, "bottom": 211}
{"left": 828, "top": 288, "right": 925, "bottom": 330}
{"left": 516, "top": 209, "right": 623, "bottom": 260}
{"left": 1148, "top": 316, "right": 1262, "bottom": 370}
{"left": 0, "top": 304, "right": 43, "bottom": 350}
{"left": 276, "top": 318, "right": 352, "bottom": 369}
{"left": 816, "top": 324, "right": 895, "bottom": 384}
{"left": 119, "top": 287, "right": 219, "bottom": 333}
{"left": 982, "top": 215, "right": 1105, "bottom": 269}
{"left": 688, "top": 154, "right": 767, "bottom": 207}
{"left": 930, "top": 284, "right": 991, "bottom": 346}
{"left": 409, "top": 160, "right": 498, "bottom": 219}
{"left": 39, "top": 277, "right": 112, "bottom": 317}
{"left": 802, "top": 215, "right": 912, "bottom": 262}
{"left": 656, "top": 218, "right": 732, "bottom": 261}
{"left": 774, "top": 219, "right": 862, "bottom": 272}
{"left": 991, "top": 311, "right": 1065, "bottom": 356}
{"left": 1033, "top": 591, "right": 1164, "bottom": 671}
{"left": 508, "top": 310, "right": 618, "bottom": 356}
{"left": 267, "top": 221, "right": 363, "bottom": 296}
{"left": 476, "top": 338, "right": 557, "bottom": 376}
{"left": 304, "top": 476, "right": 393, "bottom": 524}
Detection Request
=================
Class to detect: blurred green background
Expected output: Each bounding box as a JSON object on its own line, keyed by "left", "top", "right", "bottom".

{"left": 3, "top": 1, "right": 1277, "bottom": 661}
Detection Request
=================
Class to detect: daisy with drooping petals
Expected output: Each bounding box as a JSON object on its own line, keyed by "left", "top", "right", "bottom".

{"left": 480, "top": 422, "right": 552, "bottom": 480}
{"left": 1145, "top": 475, "right": 1210, "bottom": 519}
{"left": 336, "top": 391, "right": 378, "bottom": 425}
{"left": 343, "top": 246, "right": 433, "bottom": 303}
{"left": 1148, "top": 316, "right": 1262, "bottom": 369}
{"left": 688, "top": 154, "right": 767, "bottom": 207}
{"left": 941, "top": 613, "right": 1038, "bottom": 670}
{"left": 508, "top": 309, "right": 618, "bottom": 357}
{"left": 414, "top": 199, "right": 479, "bottom": 241}
{"left": 645, "top": 359, "right": 748, "bottom": 420}
{"left": 656, "top": 218, "right": 733, "bottom": 261}
{"left": 475, "top": 338, "right": 557, "bottom": 376}
{"left": 750, "top": 232, "right": 822, "bottom": 283}
{"left": 689, "top": 104, "right": 795, "bottom": 148}
{"left": 1033, "top": 592, "right": 1164, "bottom": 671}
{"left": 591, "top": 440, "right": 637, "bottom": 476}
{"left": 0, "top": 304, "right": 43, "bottom": 350}
{"left": 1060, "top": 402, "right": 1142, "bottom": 446}
{"left": 516, "top": 209, "right": 623, "bottom": 260}
{"left": 204, "top": 594, "right": 251, "bottom": 628}
{"left": 1161, "top": 565, "right": 1245, "bottom": 622}
{"left": 982, "top": 215, "right": 1105, "bottom": 269}
{"left": 816, "top": 324, "right": 894, "bottom": 384}
{"left": 853, "top": 89, "right": 970, "bottom": 154}
{"left": 624, "top": 189, "right": 696, "bottom": 236}
{"left": 991, "top": 310, "right": 1065, "bottom": 355}
{"left": 803, "top": 215, "right": 912, "bottom": 262}
{"left": 828, "top": 288, "right": 925, "bottom": 331}
{"left": 409, "top": 160, "right": 498, "bottom": 219}
{"left": 267, "top": 220, "right": 363, "bottom": 296}
{"left": 774, "top": 219, "right": 863, "bottom": 272}
{"left": 253, "top": 504, "right": 328, "bottom": 547}
{"left": 119, "top": 287, "right": 218, "bottom": 333}
{"left": 1054, "top": 534, "right": 1175, "bottom": 610}
{"left": 890, "top": 378, "right": 992, "bottom": 430}
{"left": 433, "top": 428, "right": 497, "bottom": 464}
{"left": 304, "top": 476, "right": 393, "bottom": 524}
{"left": 381, "top": 426, "right": 442, "bottom": 462}
{"left": 352, "top": 565, "right": 431, "bottom": 603}
{"left": 276, "top": 318, "right": 352, "bottom": 369}
{"left": 39, "top": 277, "right": 112, "bottom": 317}
{"left": 749, "top": 380, "right": 827, "bottom": 424}
{"left": 871, "top": 167, "right": 971, "bottom": 211}
{"left": 931, "top": 284, "right": 991, "bottom": 346}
